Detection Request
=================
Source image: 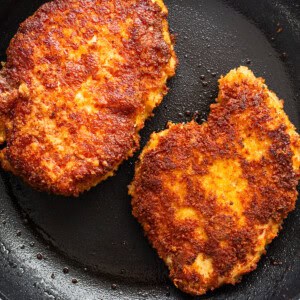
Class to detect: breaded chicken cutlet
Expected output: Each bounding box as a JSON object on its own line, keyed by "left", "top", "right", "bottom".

{"left": 129, "top": 66, "right": 300, "bottom": 295}
{"left": 0, "top": 0, "right": 176, "bottom": 196}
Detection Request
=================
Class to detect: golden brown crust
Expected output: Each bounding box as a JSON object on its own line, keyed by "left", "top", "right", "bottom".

{"left": 0, "top": 0, "right": 176, "bottom": 196}
{"left": 129, "top": 67, "right": 300, "bottom": 295}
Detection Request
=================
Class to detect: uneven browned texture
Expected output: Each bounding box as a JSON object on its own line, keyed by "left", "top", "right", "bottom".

{"left": 0, "top": 0, "right": 176, "bottom": 196}
{"left": 129, "top": 67, "right": 300, "bottom": 295}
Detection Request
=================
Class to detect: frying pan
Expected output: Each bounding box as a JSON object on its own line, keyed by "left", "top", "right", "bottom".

{"left": 0, "top": 0, "right": 299, "bottom": 299}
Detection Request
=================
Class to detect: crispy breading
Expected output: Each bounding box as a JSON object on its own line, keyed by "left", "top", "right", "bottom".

{"left": 0, "top": 0, "right": 176, "bottom": 196}
{"left": 129, "top": 66, "right": 300, "bottom": 295}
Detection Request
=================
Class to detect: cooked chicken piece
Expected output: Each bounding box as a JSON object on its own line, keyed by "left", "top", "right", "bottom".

{"left": 129, "top": 66, "right": 300, "bottom": 295}
{"left": 0, "top": 0, "right": 176, "bottom": 196}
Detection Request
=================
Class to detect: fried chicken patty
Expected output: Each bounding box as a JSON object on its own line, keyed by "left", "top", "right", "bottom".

{"left": 129, "top": 67, "right": 300, "bottom": 295}
{"left": 0, "top": 0, "right": 176, "bottom": 196}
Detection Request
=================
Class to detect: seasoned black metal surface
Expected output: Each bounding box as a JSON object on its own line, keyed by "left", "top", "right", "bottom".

{"left": 0, "top": 0, "right": 299, "bottom": 299}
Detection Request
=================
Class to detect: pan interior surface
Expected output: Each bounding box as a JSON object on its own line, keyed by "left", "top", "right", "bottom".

{"left": 0, "top": 0, "right": 299, "bottom": 299}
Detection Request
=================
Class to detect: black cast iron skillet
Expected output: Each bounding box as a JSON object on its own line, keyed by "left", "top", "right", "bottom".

{"left": 0, "top": 0, "right": 299, "bottom": 299}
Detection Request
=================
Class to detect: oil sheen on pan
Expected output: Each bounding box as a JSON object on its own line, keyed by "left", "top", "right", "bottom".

{"left": 0, "top": 0, "right": 177, "bottom": 196}
{"left": 129, "top": 66, "right": 300, "bottom": 296}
